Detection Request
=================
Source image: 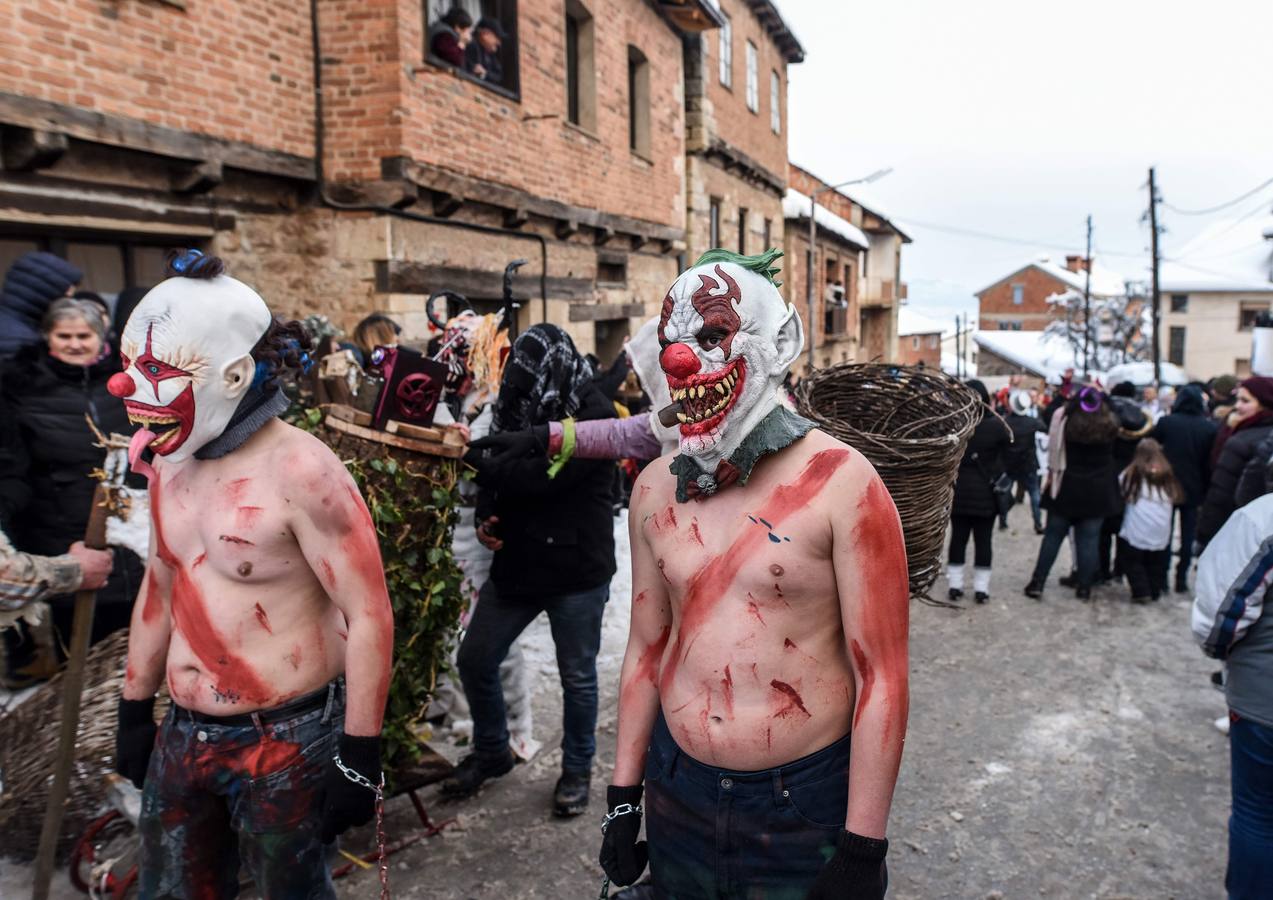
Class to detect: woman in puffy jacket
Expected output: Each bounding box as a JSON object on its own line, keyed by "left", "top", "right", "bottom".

{"left": 0, "top": 298, "right": 143, "bottom": 677}
{"left": 1197, "top": 376, "right": 1273, "bottom": 549}
{"left": 946, "top": 380, "right": 1011, "bottom": 603}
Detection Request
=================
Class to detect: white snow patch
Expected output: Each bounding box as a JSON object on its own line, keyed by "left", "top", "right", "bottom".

{"left": 783, "top": 189, "right": 870, "bottom": 250}
{"left": 984, "top": 761, "right": 1013, "bottom": 777}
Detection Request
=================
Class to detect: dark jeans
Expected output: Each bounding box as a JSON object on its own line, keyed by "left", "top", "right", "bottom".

{"left": 1002, "top": 469, "right": 1042, "bottom": 528}
{"left": 139, "top": 681, "right": 343, "bottom": 900}
{"left": 949, "top": 514, "right": 995, "bottom": 567}
{"left": 1115, "top": 538, "right": 1167, "bottom": 600}
{"left": 458, "top": 579, "right": 608, "bottom": 772}
{"left": 1228, "top": 715, "right": 1273, "bottom": 899}
{"left": 1031, "top": 511, "right": 1103, "bottom": 588}
{"left": 644, "top": 713, "right": 860, "bottom": 900}
{"left": 1172, "top": 504, "right": 1199, "bottom": 582}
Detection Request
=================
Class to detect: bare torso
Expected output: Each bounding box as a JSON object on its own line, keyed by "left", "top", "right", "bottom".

{"left": 145, "top": 421, "right": 348, "bottom": 713}
{"left": 636, "top": 430, "right": 863, "bottom": 770}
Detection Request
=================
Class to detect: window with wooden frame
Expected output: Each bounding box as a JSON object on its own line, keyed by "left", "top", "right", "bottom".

{"left": 745, "top": 41, "right": 758, "bottom": 112}
{"left": 718, "top": 11, "right": 732, "bottom": 88}
{"left": 424, "top": 1, "right": 521, "bottom": 99}
{"left": 564, "top": 0, "right": 596, "bottom": 131}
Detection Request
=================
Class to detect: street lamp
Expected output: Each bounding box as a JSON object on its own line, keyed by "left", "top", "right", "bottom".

{"left": 806, "top": 167, "right": 893, "bottom": 371}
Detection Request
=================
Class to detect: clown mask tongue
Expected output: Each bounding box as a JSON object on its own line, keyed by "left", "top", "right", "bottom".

{"left": 128, "top": 427, "right": 158, "bottom": 481}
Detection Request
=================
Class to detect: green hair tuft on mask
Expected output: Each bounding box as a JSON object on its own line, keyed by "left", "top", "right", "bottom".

{"left": 692, "top": 247, "right": 784, "bottom": 290}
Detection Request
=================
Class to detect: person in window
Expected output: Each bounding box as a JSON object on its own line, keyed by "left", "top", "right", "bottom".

{"left": 465, "top": 17, "right": 507, "bottom": 85}
{"left": 429, "top": 7, "right": 475, "bottom": 68}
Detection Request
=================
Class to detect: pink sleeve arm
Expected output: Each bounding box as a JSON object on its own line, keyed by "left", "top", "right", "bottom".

{"left": 550, "top": 413, "right": 663, "bottom": 461}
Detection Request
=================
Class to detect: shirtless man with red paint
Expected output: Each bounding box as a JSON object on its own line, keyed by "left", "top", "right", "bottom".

{"left": 599, "top": 250, "right": 909, "bottom": 900}
{"left": 109, "top": 251, "right": 394, "bottom": 899}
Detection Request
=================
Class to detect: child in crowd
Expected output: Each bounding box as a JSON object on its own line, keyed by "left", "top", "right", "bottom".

{"left": 1117, "top": 438, "right": 1184, "bottom": 603}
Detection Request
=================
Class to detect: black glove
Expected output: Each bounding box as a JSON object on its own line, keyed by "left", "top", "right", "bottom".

{"left": 320, "top": 734, "right": 382, "bottom": 844}
{"left": 115, "top": 697, "right": 157, "bottom": 789}
{"left": 464, "top": 425, "right": 551, "bottom": 481}
{"left": 599, "top": 784, "right": 648, "bottom": 887}
{"left": 806, "top": 830, "right": 888, "bottom": 900}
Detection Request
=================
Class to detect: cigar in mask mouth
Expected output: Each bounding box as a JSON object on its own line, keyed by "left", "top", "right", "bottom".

{"left": 657, "top": 399, "right": 684, "bottom": 428}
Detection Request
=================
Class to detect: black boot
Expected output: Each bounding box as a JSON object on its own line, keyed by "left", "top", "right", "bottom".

{"left": 553, "top": 768, "right": 591, "bottom": 817}
{"left": 948, "top": 588, "right": 964, "bottom": 602}
{"left": 1024, "top": 579, "right": 1044, "bottom": 599}
{"left": 975, "top": 591, "right": 989, "bottom": 604}
{"left": 1075, "top": 586, "right": 1092, "bottom": 601}
{"left": 440, "top": 748, "right": 516, "bottom": 799}
{"left": 1058, "top": 572, "right": 1078, "bottom": 588}
{"left": 1175, "top": 574, "right": 1189, "bottom": 593}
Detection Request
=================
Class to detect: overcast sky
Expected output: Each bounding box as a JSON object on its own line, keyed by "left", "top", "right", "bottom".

{"left": 779, "top": 0, "right": 1273, "bottom": 327}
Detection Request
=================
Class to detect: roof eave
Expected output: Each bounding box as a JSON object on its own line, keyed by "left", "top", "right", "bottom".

{"left": 743, "top": 0, "right": 805, "bottom": 63}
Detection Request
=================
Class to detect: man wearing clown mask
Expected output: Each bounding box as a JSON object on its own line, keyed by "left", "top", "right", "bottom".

{"left": 597, "top": 250, "right": 909, "bottom": 899}
{"left": 109, "top": 251, "right": 394, "bottom": 898}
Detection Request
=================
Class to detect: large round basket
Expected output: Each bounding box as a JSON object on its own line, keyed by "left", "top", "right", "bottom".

{"left": 797, "top": 363, "right": 982, "bottom": 598}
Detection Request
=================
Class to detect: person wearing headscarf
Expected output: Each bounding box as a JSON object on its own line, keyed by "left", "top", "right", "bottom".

{"left": 0, "top": 251, "right": 81, "bottom": 358}
{"left": 449, "top": 324, "right": 618, "bottom": 817}
{"left": 1198, "top": 376, "right": 1273, "bottom": 549}
{"left": 946, "top": 380, "right": 1011, "bottom": 603}
{"left": 1153, "top": 384, "right": 1220, "bottom": 591}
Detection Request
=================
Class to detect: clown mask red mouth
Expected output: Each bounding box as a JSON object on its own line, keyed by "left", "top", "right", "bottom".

{"left": 663, "top": 357, "right": 747, "bottom": 435}
{"left": 122, "top": 387, "right": 197, "bottom": 456}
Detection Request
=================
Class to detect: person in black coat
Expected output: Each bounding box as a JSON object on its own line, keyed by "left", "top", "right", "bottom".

{"left": 1235, "top": 428, "right": 1273, "bottom": 508}
{"left": 0, "top": 298, "right": 143, "bottom": 681}
{"left": 1197, "top": 376, "right": 1273, "bottom": 549}
{"left": 0, "top": 251, "right": 82, "bottom": 358}
{"left": 947, "top": 380, "right": 1011, "bottom": 603}
{"left": 450, "top": 324, "right": 617, "bottom": 815}
{"left": 1098, "top": 383, "right": 1154, "bottom": 581}
{"left": 1002, "top": 390, "right": 1045, "bottom": 533}
{"left": 1025, "top": 388, "right": 1121, "bottom": 600}
{"left": 1153, "top": 384, "right": 1219, "bottom": 591}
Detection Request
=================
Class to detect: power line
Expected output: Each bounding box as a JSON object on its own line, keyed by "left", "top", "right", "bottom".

{"left": 894, "top": 216, "right": 1146, "bottom": 259}
{"left": 1162, "top": 176, "right": 1273, "bottom": 216}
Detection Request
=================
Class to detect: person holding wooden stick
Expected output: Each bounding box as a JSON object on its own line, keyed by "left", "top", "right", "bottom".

{"left": 109, "top": 251, "right": 394, "bottom": 899}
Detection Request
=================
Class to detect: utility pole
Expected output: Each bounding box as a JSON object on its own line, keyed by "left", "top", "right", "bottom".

{"left": 1148, "top": 167, "right": 1162, "bottom": 386}
{"left": 1082, "top": 214, "right": 1092, "bottom": 379}
{"left": 955, "top": 314, "right": 962, "bottom": 378}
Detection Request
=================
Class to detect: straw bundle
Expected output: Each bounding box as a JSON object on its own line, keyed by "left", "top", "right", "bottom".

{"left": 797, "top": 363, "right": 982, "bottom": 597}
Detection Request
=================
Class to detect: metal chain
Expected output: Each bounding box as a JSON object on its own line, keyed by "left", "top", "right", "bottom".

{"left": 597, "top": 804, "right": 642, "bottom": 900}
{"left": 333, "top": 752, "right": 390, "bottom": 900}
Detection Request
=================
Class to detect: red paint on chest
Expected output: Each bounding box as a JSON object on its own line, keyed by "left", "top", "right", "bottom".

{"left": 235, "top": 506, "right": 264, "bottom": 529}
{"left": 851, "top": 639, "right": 875, "bottom": 729}
{"left": 688, "top": 518, "right": 703, "bottom": 545}
{"left": 219, "top": 535, "right": 254, "bottom": 546}
{"left": 225, "top": 478, "right": 252, "bottom": 504}
{"left": 253, "top": 603, "right": 273, "bottom": 634}
{"left": 150, "top": 474, "right": 274, "bottom": 706}
{"left": 770, "top": 680, "right": 811, "bottom": 719}
{"left": 659, "top": 449, "right": 851, "bottom": 694}
{"left": 662, "top": 506, "right": 678, "bottom": 529}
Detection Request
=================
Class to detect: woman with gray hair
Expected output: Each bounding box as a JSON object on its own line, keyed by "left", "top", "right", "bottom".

{"left": 0, "top": 296, "right": 143, "bottom": 686}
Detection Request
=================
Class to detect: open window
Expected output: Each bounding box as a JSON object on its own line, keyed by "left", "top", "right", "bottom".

{"left": 628, "top": 45, "right": 650, "bottom": 158}
{"left": 425, "top": 1, "right": 521, "bottom": 99}
{"left": 565, "top": 0, "right": 597, "bottom": 131}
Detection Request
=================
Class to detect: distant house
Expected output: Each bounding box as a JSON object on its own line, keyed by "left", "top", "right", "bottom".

{"left": 1158, "top": 214, "right": 1273, "bottom": 378}
{"left": 977, "top": 256, "right": 1127, "bottom": 331}
{"left": 896, "top": 307, "right": 944, "bottom": 368}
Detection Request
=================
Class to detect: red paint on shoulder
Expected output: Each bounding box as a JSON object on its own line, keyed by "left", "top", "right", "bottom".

{"left": 770, "top": 680, "right": 811, "bottom": 719}
{"left": 745, "top": 600, "right": 766, "bottom": 626}
{"left": 720, "top": 665, "right": 734, "bottom": 719}
{"left": 659, "top": 449, "right": 850, "bottom": 694}
{"left": 851, "top": 639, "right": 875, "bottom": 729}
{"left": 253, "top": 603, "right": 273, "bottom": 634}
{"left": 688, "top": 518, "right": 703, "bottom": 545}
{"left": 235, "top": 506, "right": 264, "bottom": 529}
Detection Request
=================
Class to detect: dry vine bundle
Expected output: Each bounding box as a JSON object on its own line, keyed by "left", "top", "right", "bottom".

{"left": 797, "top": 363, "right": 982, "bottom": 598}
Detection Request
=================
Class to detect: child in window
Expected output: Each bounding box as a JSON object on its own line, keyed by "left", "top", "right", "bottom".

{"left": 1117, "top": 438, "right": 1184, "bottom": 603}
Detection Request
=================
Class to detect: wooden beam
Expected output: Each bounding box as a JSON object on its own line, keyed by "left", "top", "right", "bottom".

{"left": 503, "top": 205, "right": 530, "bottom": 229}
{"left": 375, "top": 260, "right": 594, "bottom": 301}
{"left": 556, "top": 218, "right": 580, "bottom": 240}
{"left": 324, "top": 178, "right": 418, "bottom": 209}
{"left": 0, "top": 91, "right": 315, "bottom": 181}
{"left": 432, "top": 191, "right": 464, "bottom": 218}
{"left": 0, "top": 179, "right": 233, "bottom": 233}
{"left": 170, "top": 159, "right": 223, "bottom": 195}
{"left": 568, "top": 301, "right": 647, "bottom": 322}
{"left": 594, "top": 224, "right": 615, "bottom": 246}
{"left": 2, "top": 126, "right": 68, "bottom": 172}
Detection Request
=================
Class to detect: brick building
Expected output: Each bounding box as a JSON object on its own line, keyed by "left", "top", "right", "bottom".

{"left": 784, "top": 163, "right": 909, "bottom": 372}
{"left": 976, "top": 256, "right": 1126, "bottom": 332}
{"left": 896, "top": 307, "right": 943, "bottom": 368}
{"left": 0, "top": 0, "right": 735, "bottom": 360}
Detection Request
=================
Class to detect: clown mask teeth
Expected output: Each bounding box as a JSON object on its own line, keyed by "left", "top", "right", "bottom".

{"left": 664, "top": 358, "right": 747, "bottom": 432}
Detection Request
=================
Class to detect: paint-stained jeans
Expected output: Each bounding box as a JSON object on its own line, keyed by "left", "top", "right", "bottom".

{"left": 138, "top": 681, "right": 343, "bottom": 900}
{"left": 644, "top": 713, "right": 853, "bottom": 900}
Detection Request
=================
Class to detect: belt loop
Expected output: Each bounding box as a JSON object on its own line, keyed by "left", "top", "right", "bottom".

{"left": 321, "top": 680, "right": 337, "bottom": 724}
{"left": 250, "top": 711, "right": 266, "bottom": 738}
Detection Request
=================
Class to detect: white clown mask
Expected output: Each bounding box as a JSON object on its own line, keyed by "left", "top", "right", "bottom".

{"left": 657, "top": 251, "right": 803, "bottom": 470}
{"left": 108, "top": 267, "right": 272, "bottom": 464}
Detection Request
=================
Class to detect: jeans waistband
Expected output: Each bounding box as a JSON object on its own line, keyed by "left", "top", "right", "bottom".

{"left": 172, "top": 678, "right": 342, "bottom": 728}
{"left": 651, "top": 712, "right": 850, "bottom": 793}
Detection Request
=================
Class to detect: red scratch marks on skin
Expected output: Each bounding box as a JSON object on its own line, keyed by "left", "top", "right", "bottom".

{"left": 688, "top": 518, "right": 704, "bottom": 545}
{"left": 236, "top": 506, "right": 264, "bottom": 529}
{"left": 659, "top": 449, "right": 851, "bottom": 695}
{"left": 285, "top": 644, "right": 303, "bottom": 671}
{"left": 150, "top": 474, "right": 273, "bottom": 706}
{"left": 774, "top": 582, "right": 784, "bottom": 598}
{"left": 192, "top": 553, "right": 206, "bottom": 569}
{"left": 663, "top": 506, "right": 678, "bottom": 529}
{"left": 225, "top": 477, "right": 252, "bottom": 504}
{"left": 318, "top": 558, "right": 336, "bottom": 591}
{"left": 750, "top": 662, "right": 760, "bottom": 682}
{"left": 125, "top": 664, "right": 136, "bottom": 683}
{"left": 633, "top": 590, "right": 649, "bottom": 605}
{"left": 746, "top": 600, "right": 767, "bottom": 626}
{"left": 337, "top": 630, "right": 348, "bottom": 642}
{"left": 253, "top": 603, "right": 273, "bottom": 634}
{"left": 851, "top": 639, "right": 876, "bottom": 729}
{"left": 720, "top": 665, "right": 734, "bottom": 719}
{"left": 784, "top": 638, "right": 798, "bottom": 651}
{"left": 657, "top": 558, "right": 671, "bottom": 584}
{"left": 770, "top": 680, "right": 811, "bottom": 719}
{"left": 766, "top": 726, "right": 772, "bottom": 750}
{"left": 141, "top": 569, "right": 162, "bottom": 624}
{"left": 639, "top": 484, "right": 651, "bottom": 499}
{"left": 219, "top": 534, "right": 254, "bottom": 546}
{"left": 631, "top": 626, "right": 671, "bottom": 688}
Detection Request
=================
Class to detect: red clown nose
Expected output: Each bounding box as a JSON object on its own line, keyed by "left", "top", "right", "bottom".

{"left": 660, "top": 342, "right": 701, "bottom": 379}
{"left": 107, "top": 372, "right": 136, "bottom": 398}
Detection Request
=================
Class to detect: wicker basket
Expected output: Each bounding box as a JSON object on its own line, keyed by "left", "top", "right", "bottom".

{"left": 0, "top": 629, "right": 168, "bottom": 862}
{"left": 797, "top": 363, "right": 983, "bottom": 598}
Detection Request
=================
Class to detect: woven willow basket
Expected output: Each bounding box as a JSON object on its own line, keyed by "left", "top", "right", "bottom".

{"left": 797, "top": 363, "right": 983, "bottom": 598}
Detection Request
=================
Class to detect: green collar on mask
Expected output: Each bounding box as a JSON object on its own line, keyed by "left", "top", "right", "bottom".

{"left": 669, "top": 405, "right": 815, "bottom": 503}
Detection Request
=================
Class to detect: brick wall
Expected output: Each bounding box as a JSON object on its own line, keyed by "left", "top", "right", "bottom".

{"left": 0, "top": 0, "right": 315, "bottom": 157}
{"left": 702, "top": 0, "right": 788, "bottom": 181}
{"left": 979, "top": 266, "right": 1070, "bottom": 330}
{"left": 788, "top": 165, "right": 856, "bottom": 224}
{"left": 686, "top": 155, "right": 783, "bottom": 261}
{"left": 783, "top": 223, "right": 863, "bottom": 375}
{"left": 897, "top": 331, "right": 941, "bottom": 368}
